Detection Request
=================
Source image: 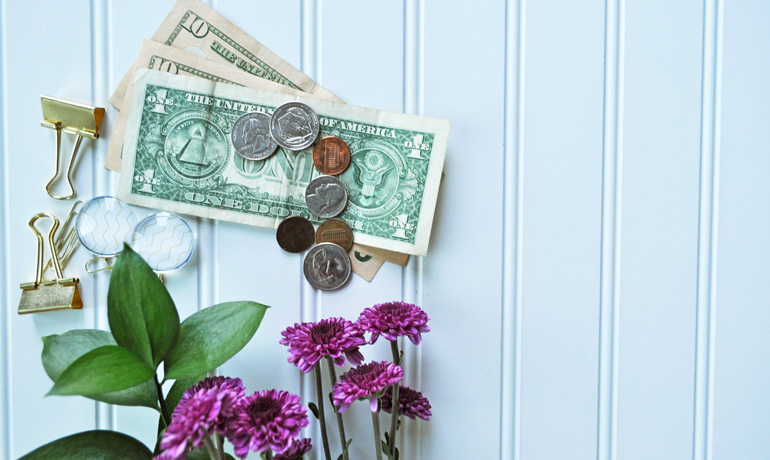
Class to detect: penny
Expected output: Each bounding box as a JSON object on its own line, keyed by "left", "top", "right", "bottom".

{"left": 303, "top": 243, "right": 352, "bottom": 291}
{"left": 305, "top": 175, "right": 348, "bottom": 219}
{"left": 231, "top": 112, "right": 279, "bottom": 160}
{"left": 276, "top": 215, "right": 315, "bottom": 253}
{"left": 315, "top": 218, "right": 353, "bottom": 252}
{"left": 270, "top": 102, "right": 320, "bottom": 151}
{"left": 312, "top": 136, "right": 351, "bottom": 175}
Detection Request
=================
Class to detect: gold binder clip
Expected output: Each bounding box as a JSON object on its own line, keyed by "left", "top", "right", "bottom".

{"left": 18, "top": 213, "right": 83, "bottom": 314}
{"left": 41, "top": 96, "right": 105, "bottom": 200}
{"left": 42, "top": 200, "right": 84, "bottom": 277}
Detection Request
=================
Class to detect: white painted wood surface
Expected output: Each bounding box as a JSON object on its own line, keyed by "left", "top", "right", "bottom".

{"left": 1, "top": 1, "right": 769, "bottom": 459}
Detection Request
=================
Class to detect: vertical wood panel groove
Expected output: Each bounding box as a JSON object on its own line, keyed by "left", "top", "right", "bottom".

{"left": 90, "top": 0, "right": 113, "bottom": 431}
{"left": 692, "top": 0, "right": 723, "bottom": 458}
{"left": 597, "top": 0, "right": 624, "bottom": 458}
{"left": 300, "top": 1, "right": 320, "bottom": 456}
{"left": 500, "top": 0, "right": 525, "bottom": 458}
{"left": 402, "top": 1, "right": 424, "bottom": 458}
{"left": 0, "top": 0, "right": 12, "bottom": 456}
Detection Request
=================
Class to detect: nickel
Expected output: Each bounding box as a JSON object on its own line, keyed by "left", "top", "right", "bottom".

{"left": 303, "top": 243, "right": 352, "bottom": 291}
{"left": 305, "top": 175, "right": 348, "bottom": 218}
{"left": 315, "top": 218, "right": 354, "bottom": 251}
{"left": 312, "top": 136, "right": 351, "bottom": 175}
{"left": 270, "top": 102, "right": 320, "bottom": 151}
{"left": 276, "top": 215, "right": 315, "bottom": 253}
{"left": 231, "top": 112, "right": 279, "bottom": 160}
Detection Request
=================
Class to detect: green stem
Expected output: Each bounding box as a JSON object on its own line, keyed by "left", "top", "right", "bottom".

{"left": 326, "top": 358, "right": 350, "bottom": 460}
{"left": 371, "top": 401, "right": 383, "bottom": 460}
{"left": 265, "top": 449, "right": 274, "bottom": 460}
{"left": 216, "top": 433, "right": 225, "bottom": 460}
{"left": 389, "top": 340, "right": 401, "bottom": 457}
{"left": 154, "top": 374, "right": 171, "bottom": 427}
{"left": 201, "top": 432, "right": 219, "bottom": 460}
{"left": 315, "top": 365, "right": 333, "bottom": 460}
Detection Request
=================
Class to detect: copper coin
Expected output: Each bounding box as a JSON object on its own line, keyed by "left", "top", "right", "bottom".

{"left": 276, "top": 216, "right": 315, "bottom": 253}
{"left": 312, "top": 136, "right": 351, "bottom": 175}
{"left": 315, "top": 218, "right": 354, "bottom": 251}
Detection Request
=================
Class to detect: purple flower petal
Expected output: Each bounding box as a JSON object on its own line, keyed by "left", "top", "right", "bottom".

{"left": 280, "top": 318, "right": 366, "bottom": 373}
{"left": 357, "top": 302, "right": 430, "bottom": 345}
{"left": 332, "top": 361, "right": 404, "bottom": 412}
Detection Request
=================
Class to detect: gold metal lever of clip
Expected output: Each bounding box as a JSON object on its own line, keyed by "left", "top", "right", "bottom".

{"left": 42, "top": 200, "right": 83, "bottom": 277}
{"left": 18, "top": 213, "right": 83, "bottom": 314}
{"left": 41, "top": 96, "right": 105, "bottom": 200}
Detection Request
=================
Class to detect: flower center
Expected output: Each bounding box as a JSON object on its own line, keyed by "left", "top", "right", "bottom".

{"left": 310, "top": 320, "right": 343, "bottom": 344}
{"left": 247, "top": 396, "right": 281, "bottom": 421}
{"left": 380, "top": 303, "right": 407, "bottom": 317}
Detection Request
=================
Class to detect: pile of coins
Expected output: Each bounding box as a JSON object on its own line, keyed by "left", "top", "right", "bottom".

{"left": 232, "top": 101, "right": 355, "bottom": 291}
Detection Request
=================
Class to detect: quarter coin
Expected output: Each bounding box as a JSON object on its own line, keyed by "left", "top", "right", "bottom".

{"left": 305, "top": 175, "right": 348, "bottom": 218}
{"left": 276, "top": 215, "right": 315, "bottom": 253}
{"left": 270, "top": 102, "right": 320, "bottom": 151}
{"left": 231, "top": 112, "right": 279, "bottom": 160}
{"left": 303, "top": 243, "right": 352, "bottom": 291}
{"left": 312, "top": 136, "right": 351, "bottom": 175}
{"left": 315, "top": 218, "right": 354, "bottom": 251}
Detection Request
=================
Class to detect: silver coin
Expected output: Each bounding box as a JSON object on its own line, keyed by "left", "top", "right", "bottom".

{"left": 303, "top": 243, "right": 352, "bottom": 291}
{"left": 270, "top": 102, "right": 320, "bottom": 151}
{"left": 305, "top": 175, "right": 348, "bottom": 218}
{"left": 231, "top": 112, "right": 279, "bottom": 160}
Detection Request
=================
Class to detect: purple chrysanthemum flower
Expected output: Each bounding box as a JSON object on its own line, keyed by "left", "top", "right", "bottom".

{"left": 153, "top": 454, "right": 179, "bottom": 460}
{"left": 227, "top": 389, "right": 309, "bottom": 458}
{"left": 357, "top": 301, "right": 430, "bottom": 345}
{"left": 381, "top": 385, "right": 432, "bottom": 421}
{"left": 332, "top": 361, "right": 404, "bottom": 413}
{"left": 160, "top": 387, "right": 223, "bottom": 459}
{"left": 177, "top": 376, "right": 246, "bottom": 435}
{"left": 279, "top": 317, "right": 366, "bottom": 373}
{"left": 274, "top": 438, "right": 313, "bottom": 460}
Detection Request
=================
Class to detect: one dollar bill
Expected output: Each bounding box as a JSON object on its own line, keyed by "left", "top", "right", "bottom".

{"left": 109, "top": 0, "right": 340, "bottom": 109}
{"left": 107, "top": 40, "right": 308, "bottom": 172}
{"left": 119, "top": 70, "right": 449, "bottom": 256}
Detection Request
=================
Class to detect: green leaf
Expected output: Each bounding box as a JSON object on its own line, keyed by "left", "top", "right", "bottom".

{"left": 18, "top": 430, "right": 152, "bottom": 460}
{"left": 164, "top": 301, "right": 268, "bottom": 380}
{"left": 166, "top": 374, "right": 206, "bottom": 414}
{"left": 42, "top": 330, "right": 158, "bottom": 409}
{"left": 108, "top": 244, "right": 180, "bottom": 369}
{"left": 308, "top": 401, "right": 320, "bottom": 419}
{"left": 48, "top": 345, "right": 155, "bottom": 396}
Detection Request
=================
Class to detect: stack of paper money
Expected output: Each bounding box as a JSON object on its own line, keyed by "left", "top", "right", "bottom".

{"left": 109, "top": 0, "right": 449, "bottom": 281}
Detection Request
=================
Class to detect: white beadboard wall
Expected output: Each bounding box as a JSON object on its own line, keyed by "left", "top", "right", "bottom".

{"left": 1, "top": 0, "right": 769, "bottom": 459}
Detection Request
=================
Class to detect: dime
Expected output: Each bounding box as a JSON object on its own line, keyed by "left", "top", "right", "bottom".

{"left": 312, "top": 136, "right": 351, "bottom": 175}
{"left": 305, "top": 175, "right": 348, "bottom": 218}
{"left": 270, "top": 102, "right": 320, "bottom": 151}
{"left": 231, "top": 112, "right": 279, "bottom": 160}
{"left": 303, "top": 243, "right": 352, "bottom": 291}
{"left": 276, "top": 215, "right": 316, "bottom": 253}
{"left": 315, "top": 218, "right": 354, "bottom": 251}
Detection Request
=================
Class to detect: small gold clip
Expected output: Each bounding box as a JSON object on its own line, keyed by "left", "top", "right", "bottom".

{"left": 41, "top": 96, "right": 105, "bottom": 200}
{"left": 18, "top": 213, "right": 83, "bottom": 314}
{"left": 42, "top": 200, "right": 84, "bottom": 276}
{"left": 84, "top": 256, "right": 115, "bottom": 274}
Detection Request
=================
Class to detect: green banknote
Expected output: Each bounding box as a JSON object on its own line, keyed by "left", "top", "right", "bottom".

{"left": 119, "top": 70, "right": 449, "bottom": 256}
{"left": 109, "top": 0, "right": 339, "bottom": 108}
